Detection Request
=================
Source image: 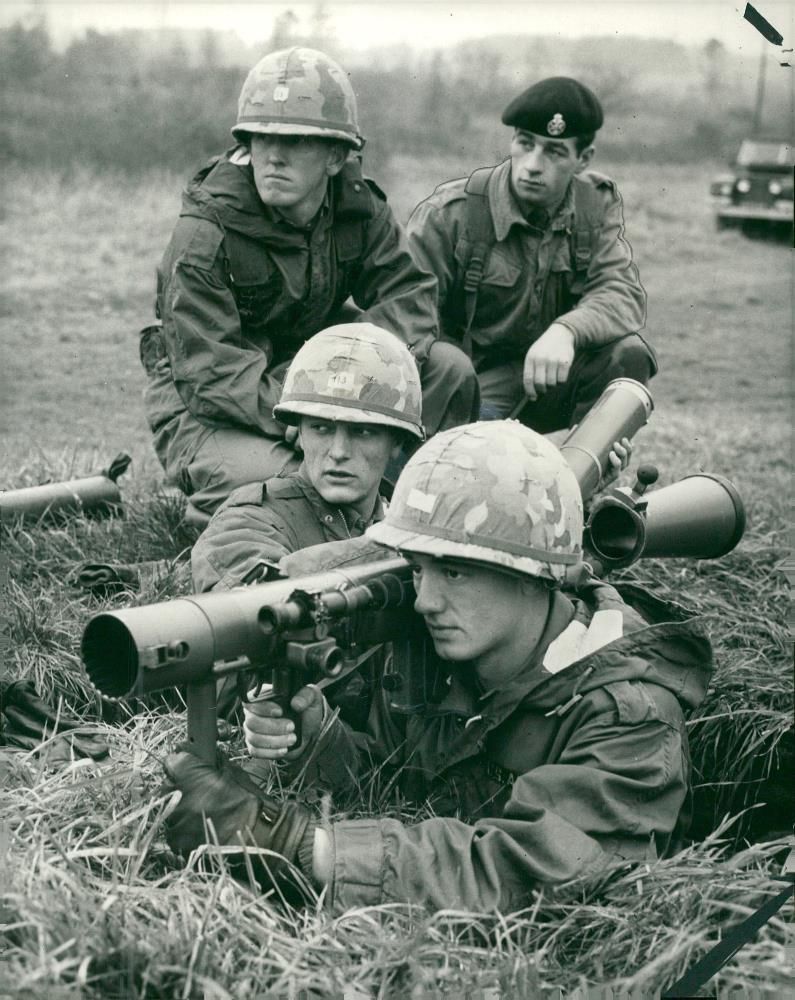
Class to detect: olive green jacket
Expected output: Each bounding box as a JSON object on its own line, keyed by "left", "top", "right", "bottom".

{"left": 143, "top": 149, "right": 438, "bottom": 464}
{"left": 406, "top": 159, "right": 646, "bottom": 369}
{"left": 279, "top": 566, "right": 710, "bottom": 912}
{"left": 191, "top": 468, "right": 384, "bottom": 592}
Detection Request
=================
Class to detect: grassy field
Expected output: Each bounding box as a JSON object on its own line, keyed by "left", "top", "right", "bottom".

{"left": 0, "top": 157, "right": 792, "bottom": 998}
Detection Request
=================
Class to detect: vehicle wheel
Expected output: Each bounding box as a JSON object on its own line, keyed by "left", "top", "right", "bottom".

{"left": 741, "top": 220, "right": 765, "bottom": 239}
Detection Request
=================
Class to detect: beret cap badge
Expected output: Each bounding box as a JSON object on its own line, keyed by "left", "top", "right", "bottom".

{"left": 547, "top": 113, "right": 566, "bottom": 136}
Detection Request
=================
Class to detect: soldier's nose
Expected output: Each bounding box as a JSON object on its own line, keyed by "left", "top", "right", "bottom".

{"left": 413, "top": 577, "right": 443, "bottom": 615}
{"left": 329, "top": 426, "right": 351, "bottom": 459}
{"left": 522, "top": 145, "right": 544, "bottom": 171}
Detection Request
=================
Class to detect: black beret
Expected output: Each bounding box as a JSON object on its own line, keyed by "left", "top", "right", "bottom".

{"left": 501, "top": 77, "right": 603, "bottom": 139}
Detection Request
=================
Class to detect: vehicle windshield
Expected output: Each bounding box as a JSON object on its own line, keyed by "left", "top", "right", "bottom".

{"left": 736, "top": 141, "right": 792, "bottom": 167}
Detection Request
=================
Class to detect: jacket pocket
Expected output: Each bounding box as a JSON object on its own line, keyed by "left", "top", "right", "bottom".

{"left": 481, "top": 249, "right": 522, "bottom": 288}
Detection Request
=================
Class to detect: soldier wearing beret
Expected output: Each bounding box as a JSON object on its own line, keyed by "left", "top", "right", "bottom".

{"left": 407, "top": 77, "right": 655, "bottom": 432}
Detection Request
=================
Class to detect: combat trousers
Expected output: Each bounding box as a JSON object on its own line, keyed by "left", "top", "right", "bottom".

{"left": 157, "top": 339, "right": 479, "bottom": 518}
{"left": 477, "top": 334, "right": 656, "bottom": 432}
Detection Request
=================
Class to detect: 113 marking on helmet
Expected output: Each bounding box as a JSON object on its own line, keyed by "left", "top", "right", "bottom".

{"left": 274, "top": 323, "right": 424, "bottom": 439}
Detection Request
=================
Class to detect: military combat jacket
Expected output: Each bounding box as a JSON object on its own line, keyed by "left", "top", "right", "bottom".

{"left": 406, "top": 159, "right": 647, "bottom": 370}
{"left": 144, "top": 149, "right": 438, "bottom": 446}
{"left": 281, "top": 574, "right": 710, "bottom": 911}
{"left": 191, "top": 468, "right": 384, "bottom": 592}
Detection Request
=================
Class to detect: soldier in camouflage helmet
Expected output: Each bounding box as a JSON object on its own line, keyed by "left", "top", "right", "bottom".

{"left": 191, "top": 323, "right": 422, "bottom": 592}
{"left": 140, "top": 47, "right": 477, "bottom": 522}
{"left": 367, "top": 420, "right": 582, "bottom": 583}
{"left": 168, "top": 419, "right": 711, "bottom": 912}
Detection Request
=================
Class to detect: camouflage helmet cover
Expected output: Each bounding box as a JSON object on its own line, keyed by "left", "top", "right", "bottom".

{"left": 367, "top": 421, "right": 583, "bottom": 582}
{"left": 273, "top": 323, "right": 424, "bottom": 440}
{"left": 233, "top": 46, "right": 364, "bottom": 149}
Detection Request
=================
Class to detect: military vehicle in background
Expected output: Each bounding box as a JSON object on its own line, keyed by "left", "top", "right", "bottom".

{"left": 709, "top": 138, "right": 793, "bottom": 238}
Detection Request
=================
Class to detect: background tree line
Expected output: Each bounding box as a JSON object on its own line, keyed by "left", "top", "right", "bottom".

{"left": 1, "top": 15, "right": 791, "bottom": 175}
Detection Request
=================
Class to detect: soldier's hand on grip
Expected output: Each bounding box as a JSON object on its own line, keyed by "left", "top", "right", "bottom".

{"left": 244, "top": 684, "right": 326, "bottom": 760}
{"left": 522, "top": 323, "right": 576, "bottom": 399}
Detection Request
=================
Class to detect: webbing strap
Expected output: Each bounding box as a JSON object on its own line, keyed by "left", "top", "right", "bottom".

{"left": 462, "top": 165, "right": 497, "bottom": 341}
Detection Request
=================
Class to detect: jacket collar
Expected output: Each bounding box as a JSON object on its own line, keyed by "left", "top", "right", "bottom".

{"left": 489, "top": 158, "right": 575, "bottom": 242}
{"left": 276, "top": 466, "right": 385, "bottom": 536}
{"left": 182, "top": 148, "right": 375, "bottom": 243}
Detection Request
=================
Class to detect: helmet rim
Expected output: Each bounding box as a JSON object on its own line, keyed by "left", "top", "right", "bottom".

{"left": 231, "top": 120, "right": 364, "bottom": 149}
{"left": 366, "top": 522, "right": 574, "bottom": 583}
{"left": 273, "top": 399, "right": 424, "bottom": 439}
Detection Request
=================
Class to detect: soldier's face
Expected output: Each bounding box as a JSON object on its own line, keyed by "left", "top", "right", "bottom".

{"left": 249, "top": 135, "right": 347, "bottom": 225}
{"left": 298, "top": 417, "right": 400, "bottom": 517}
{"left": 509, "top": 130, "right": 594, "bottom": 210}
{"left": 409, "top": 555, "right": 550, "bottom": 683}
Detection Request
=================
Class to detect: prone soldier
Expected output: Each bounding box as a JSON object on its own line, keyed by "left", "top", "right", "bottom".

{"left": 407, "top": 76, "right": 656, "bottom": 430}
{"left": 163, "top": 420, "right": 709, "bottom": 911}
{"left": 141, "top": 47, "right": 477, "bottom": 521}
{"left": 190, "top": 323, "right": 424, "bottom": 592}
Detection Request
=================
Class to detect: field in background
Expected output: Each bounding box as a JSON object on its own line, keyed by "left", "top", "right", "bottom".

{"left": 0, "top": 159, "right": 791, "bottom": 997}
{"left": 2, "top": 156, "right": 790, "bottom": 463}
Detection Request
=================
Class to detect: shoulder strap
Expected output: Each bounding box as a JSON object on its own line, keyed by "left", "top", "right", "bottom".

{"left": 461, "top": 165, "right": 498, "bottom": 337}
{"left": 570, "top": 173, "right": 611, "bottom": 277}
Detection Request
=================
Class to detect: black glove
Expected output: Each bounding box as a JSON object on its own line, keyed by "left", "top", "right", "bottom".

{"left": 162, "top": 751, "right": 316, "bottom": 898}
{"left": 70, "top": 559, "right": 189, "bottom": 597}
{"left": 0, "top": 679, "right": 109, "bottom": 761}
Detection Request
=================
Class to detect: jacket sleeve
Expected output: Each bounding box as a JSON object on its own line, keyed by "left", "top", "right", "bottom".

{"left": 159, "top": 221, "right": 285, "bottom": 435}
{"left": 191, "top": 488, "right": 296, "bottom": 592}
{"left": 405, "top": 194, "right": 461, "bottom": 342}
{"left": 555, "top": 183, "right": 647, "bottom": 349}
{"left": 329, "top": 686, "right": 688, "bottom": 910}
{"left": 350, "top": 198, "right": 440, "bottom": 367}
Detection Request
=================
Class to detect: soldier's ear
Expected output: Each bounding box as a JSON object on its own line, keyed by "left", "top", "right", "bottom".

{"left": 389, "top": 432, "right": 404, "bottom": 461}
{"left": 325, "top": 142, "right": 349, "bottom": 177}
{"left": 574, "top": 144, "right": 595, "bottom": 174}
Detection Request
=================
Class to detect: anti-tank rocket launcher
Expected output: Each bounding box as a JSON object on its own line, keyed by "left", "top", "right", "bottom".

{"left": 0, "top": 453, "right": 131, "bottom": 525}
{"left": 80, "top": 380, "right": 747, "bottom": 761}
{"left": 558, "top": 379, "right": 746, "bottom": 573}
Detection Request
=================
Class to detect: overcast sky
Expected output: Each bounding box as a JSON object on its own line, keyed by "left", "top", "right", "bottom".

{"left": 3, "top": 1, "right": 793, "bottom": 54}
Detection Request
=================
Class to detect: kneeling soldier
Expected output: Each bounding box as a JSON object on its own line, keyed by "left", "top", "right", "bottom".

{"left": 407, "top": 77, "right": 655, "bottom": 430}
{"left": 143, "top": 46, "right": 477, "bottom": 520}
{"left": 164, "top": 421, "right": 710, "bottom": 911}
